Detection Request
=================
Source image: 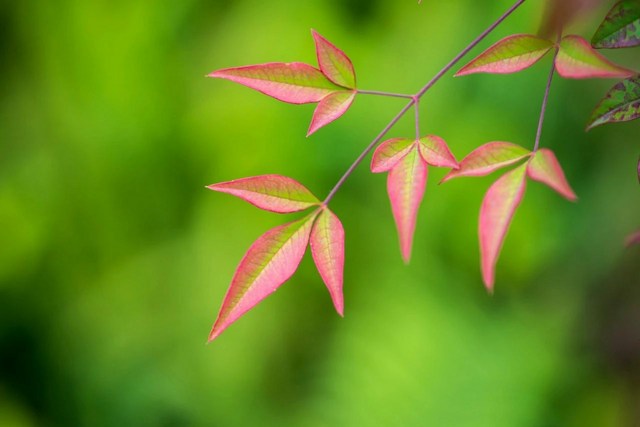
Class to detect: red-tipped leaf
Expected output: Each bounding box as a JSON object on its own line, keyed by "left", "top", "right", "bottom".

{"left": 371, "top": 138, "right": 415, "bottom": 173}
{"left": 455, "top": 34, "right": 554, "bottom": 76}
{"left": 209, "top": 213, "right": 317, "bottom": 341}
{"left": 527, "top": 149, "right": 577, "bottom": 201}
{"left": 310, "top": 208, "right": 345, "bottom": 316}
{"left": 208, "top": 175, "right": 320, "bottom": 213}
{"left": 479, "top": 163, "right": 528, "bottom": 291}
{"left": 441, "top": 142, "right": 530, "bottom": 183}
{"left": 417, "top": 135, "right": 459, "bottom": 169}
{"left": 208, "top": 62, "right": 342, "bottom": 104}
{"left": 312, "top": 30, "right": 356, "bottom": 89}
{"left": 387, "top": 148, "right": 427, "bottom": 263}
{"left": 307, "top": 90, "right": 356, "bottom": 136}
{"left": 555, "top": 35, "right": 635, "bottom": 79}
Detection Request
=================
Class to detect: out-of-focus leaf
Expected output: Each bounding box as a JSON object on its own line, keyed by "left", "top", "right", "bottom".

{"left": 587, "top": 76, "right": 640, "bottom": 130}
{"left": 208, "top": 175, "right": 320, "bottom": 213}
{"left": 307, "top": 90, "right": 356, "bottom": 136}
{"left": 527, "top": 149, "right": 577, "bottom": 201}
{"left": 387, "top": 148, "right": 427, "bottom": 263}
{"left": 417, "top": 135, "right": 459, "bottom": 169}
{"left": 540, "top": 0, "right": 603, "bottom": 38}
{"left": 441, "top": 142, "right": 530, "bottom": 183}
{"left": 310, "top": 208, "right": 345, "bottom": 316}
{"left": 312, "top": 30, "right": 356, "bottom": 89}
{"left": 479, "top": 164, "right": 528, "bottom": 291}
{"left": 208, "top": 62, "right": 342, "bottom": 104}
{"left": 455, "top": 34, "right": 554, "bottom": 76}
{"left": 209, "top": 212, "right": 318, "bottom": 341}
{"left": 555, "top": 35, "right": 635, "bottom": 79}
{"left": 592, "top": 0, "right": 640, "bottom": 49}
{"left": 627, "top": 230, "right": 640, "bottom": 247}
{"left": 371, "top": 138, "right": 415, "bottom": 173}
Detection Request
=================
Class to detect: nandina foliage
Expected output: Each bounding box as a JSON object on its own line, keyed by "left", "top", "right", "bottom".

{"left": 371, "top": 136, "right": 458, "bottom": 262}
{"left": 592, "top": 0, "right": 640, "bottom": 49}
{"left": 456, "top": 34, "right": 635, "bottom": 79}
{"left": 208, "top": 175, "right": 344, "bottom": 341}
{"left": 206, "top": 3, "right": 638, "bottom": 341}
{"left": 443, "top": 144, "right": 576, "bottom": 291}
{"left": 209, "top": 30, "right": 356, "bottom": 136}
{"left": 588, "top": 1, "right": 640, "bottom": 130}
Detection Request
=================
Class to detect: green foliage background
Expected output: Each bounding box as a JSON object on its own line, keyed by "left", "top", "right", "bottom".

{"left": 1, "top": 0, "right": 639, "bottom": 426}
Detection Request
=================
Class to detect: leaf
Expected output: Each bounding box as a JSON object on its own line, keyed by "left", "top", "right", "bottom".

{"left": 208, "top": 62, "right": 342, "bottom": 104}
{"left": 209, "top": 213, "right": 318, "bottom": 341}
{"left": 626, "top": 230, "right": 640, "bottom": 247}
{"left": 387, "top": 148, "right": 427, "bottom": 263}
{"left": 527, "top": 149, "right": 577, "bottom": 201}
{"left": 441, "top": 142, "right": 530, "bottom": 183}
{"left": 479, "top": 163, "right": 528, "bottom": 291}
{"left": 555, "top": 35, "right": 635, "bottom": 79}
{"left": 310, "top": 208, "right": 345, "bottom": 316}
{"left": 208, "top": 175, "right": 320, "bottom": 213}
{"left": 586, "top": 76, "right": 640, "bottom": 130}
{"left": 417, "top": 135, "right": 459, "bottom": 169}
{"left": 307, "top": 90, "right": 356, "bottom": 136}
{"left": 592, "top": 0, "right": 640, "bottom": 49}
{"left": 312, "top": 30, "right": 357, "bottom": 89}
{"left": 370, "top": 138, "right": 415, "bottom": 173}
{"left": 455, "top": 34, "right": 554, "bottom": 76}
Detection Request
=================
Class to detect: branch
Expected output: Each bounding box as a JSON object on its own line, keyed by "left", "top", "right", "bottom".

{"left": 322, "top": 0, "right": 527, "bottom": 206}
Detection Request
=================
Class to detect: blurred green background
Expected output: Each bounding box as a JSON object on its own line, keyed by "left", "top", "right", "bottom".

{"left": 1, "top": 0, "right": 639, "bottom": 426}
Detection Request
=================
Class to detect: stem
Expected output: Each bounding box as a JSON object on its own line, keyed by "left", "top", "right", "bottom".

{"left": 322, "top": 0, "right": 526, "bottom": 206}
{"left": 323, "top": 100, "right": 415, "bottom": 205}
{"left": 416, "top": 0, "right": 527, "bottom": 99}
{"left": 357, "top": 90, "right": 414, "bottom": 99}
{"left": 414, "top": 97, "right": 421, "bottom": 140}
{"left": 534, "top": 39, "right": 560, "bottom": 152}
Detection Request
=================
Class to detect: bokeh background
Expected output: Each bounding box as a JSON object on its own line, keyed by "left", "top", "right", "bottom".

{"left": 1, "top": 0, "right": 639, "bottom": 426}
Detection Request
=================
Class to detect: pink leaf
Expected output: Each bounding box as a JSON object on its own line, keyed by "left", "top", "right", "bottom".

{"left": 310, "top": 208, "right": 345, "bottom": 316}
{"left": 527, "top": 149, "right": 577, "bottom": 201}
{"left": 208, "top": 62, "right": 342, "bottom": 104}
{"left": 387, "top": 148, "right": 427, "bottom": 263}
{"left": 209, "top": 213, "right": 318, "bottom": 341}
{"left": 312, "top": 30, "right": 356, "bottom": 89}
{"left": 479, "top": 163, "right": 528, "bottom": 291}
{"left": 370, "top": 138, "right": 415, "bottom": 173}
{"left": 307, "top": 90, "right": 356, "bottom": 136}
{"left": 455, "top": 34, "right": 554, "bottom": 76}
{"left": 417, "top": 135, "right": 459, "bottom": 169}
{"left": 208, "top": 175, "right": 320, "bottom": 213}
{"left": 441, "top": 142, "right": 531, "bottom": 183}
{"left": 555, "top": 35, "right": 636, "bottom": 79}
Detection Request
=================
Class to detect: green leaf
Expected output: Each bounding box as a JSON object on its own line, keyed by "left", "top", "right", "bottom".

{"left": 587, "top": 76, "right": 640, "bottom": 130}
{"left": 208, "top": 62, "right": 342, "bottom": 104}
{"left": 556, "top": 35, "right": 635, "bottom": 79}
{"left": 592, "top": 0, "right": 640, "bottom": 49}
{"left": 455, "top": 34, "right": 554, "bottom": 76}
{"left": 209, "top": 212, "right": 318, "bottom": 341}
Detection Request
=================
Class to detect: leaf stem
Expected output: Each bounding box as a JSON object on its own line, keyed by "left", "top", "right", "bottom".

{"left": 414, "top": 97, "right": 421, "bottom": 140}
{"left": 357, "top": 90, "right": 414, "bottom": 99}
{"left": 322, "top": 0, "right": 526, "bottom": 206}
{"left": 534, "top": 37, "right": 560, "bottom": 152}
